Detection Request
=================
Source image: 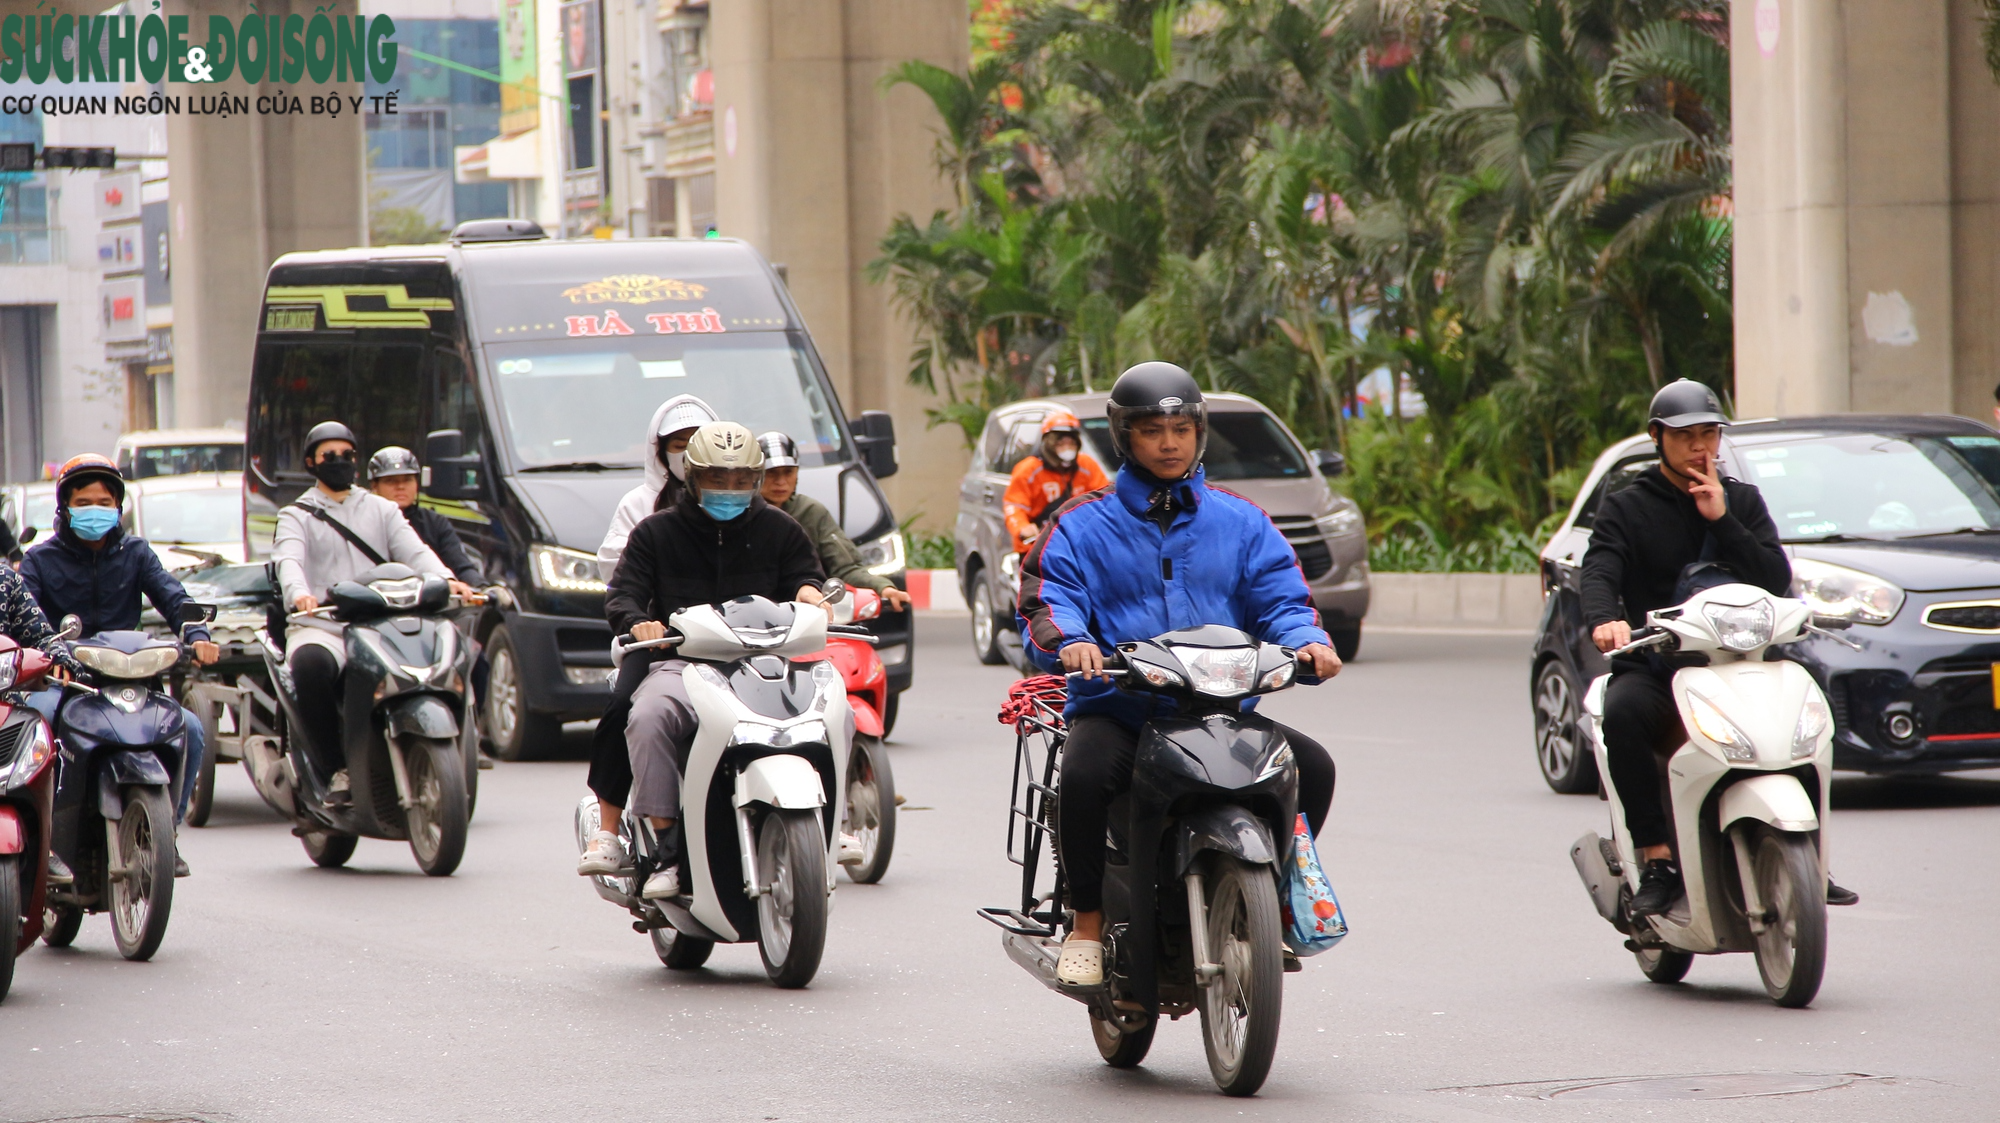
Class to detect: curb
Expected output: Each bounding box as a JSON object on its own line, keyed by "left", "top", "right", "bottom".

{"left": 906, "top": 569, "right": 968, "bottom": 613}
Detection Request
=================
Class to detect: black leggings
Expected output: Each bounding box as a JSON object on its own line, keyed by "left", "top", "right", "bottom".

{"left": 1601, "top": 669, "right": 1684, "bottom": 850}
{"left": 586, "top": 654, "right": 653, "bottom": 806}
{"left": 289, "top": 645, "right": 344, "bottom": 782}
{"left": 1058, "top": 715, "right": 1335, "bottom": 914}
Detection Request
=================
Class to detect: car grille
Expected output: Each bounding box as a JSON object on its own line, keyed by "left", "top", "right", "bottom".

{"left": 1923, "top": 601, "right": 2000, "bottom": 633}
{"left": 1271, "top": 516, "right": 1335, "bottom": 581}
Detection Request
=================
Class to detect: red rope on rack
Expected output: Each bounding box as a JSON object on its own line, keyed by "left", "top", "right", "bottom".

{"left": 998, "top": 674, "right": 1068, "bottom": 731}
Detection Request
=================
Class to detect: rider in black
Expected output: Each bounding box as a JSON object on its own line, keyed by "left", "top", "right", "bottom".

{"left": 1581, "top": 380, "right": 1853, "bottom": 914}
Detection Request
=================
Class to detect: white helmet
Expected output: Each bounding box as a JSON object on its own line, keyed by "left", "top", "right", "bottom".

{"left": 657, "top": 395, "right": 718, "bottom": 439}
{"left": 683, "top": 422, "right": 764, "bottom": 472}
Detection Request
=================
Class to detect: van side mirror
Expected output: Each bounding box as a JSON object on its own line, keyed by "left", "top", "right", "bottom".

{"left": 425, "top": 429, "right": 484, "bottom": 499}
{"left": 1314, "top": 449, "right": 1346, "bottom": 478}
{"left": 850, "top": 411, "right": 898, "bottom": 479}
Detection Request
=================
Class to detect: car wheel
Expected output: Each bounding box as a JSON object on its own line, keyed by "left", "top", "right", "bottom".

{"left": 1534, "top": 660, "right": 1596, "bottom": 794}
{"left": 484, "top": 626, "right": 563, "bottom": 761}
{"left": 968, "top": 568, "right": 1006, "bottom": 666}
{"left": 1330, "top": 622, "right": 1361, "bottom": 663}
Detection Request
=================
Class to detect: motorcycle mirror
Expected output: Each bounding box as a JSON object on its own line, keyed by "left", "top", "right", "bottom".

{"left": 57, "top": 614, "right": 81, "bottom": 641}
{"left": 1810, "top": 614, "right": 1853, "bottom": 631}
{"left": 19, "top": 525, "right": 37, "bottom": 544}
{"left": 181, "top": 602, "right": 217, "bottom": 624}
{"left": 820, "top": 578, "right": 848, "bottom": 603}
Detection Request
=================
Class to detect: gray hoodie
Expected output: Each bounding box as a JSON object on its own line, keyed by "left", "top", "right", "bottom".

{"left": 274, "top": 486, "right": 452, "bottom": 607}
{"left": 596, "top": 393, "right": 718, "bottom": 580}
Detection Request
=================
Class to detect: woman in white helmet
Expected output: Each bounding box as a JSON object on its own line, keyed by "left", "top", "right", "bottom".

{"left": 582, "top": 422, "right": 830, "bottom": 898}
{"left": 595, "top": 393, "right": 719, "bottom": 581}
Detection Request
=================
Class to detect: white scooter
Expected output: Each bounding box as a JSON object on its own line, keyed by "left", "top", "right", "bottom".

{"left": 576, "top": 589, "right": 865, "bottom": 988}
{"left": 1571, "top": 583, "right": 1852, "bottom": 1007}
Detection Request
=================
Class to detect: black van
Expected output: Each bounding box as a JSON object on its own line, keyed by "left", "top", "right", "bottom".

{"left": 243, "top": 227, "right": 910, "bottom": 759}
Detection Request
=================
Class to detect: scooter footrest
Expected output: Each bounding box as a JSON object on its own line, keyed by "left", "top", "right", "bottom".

{"left": 976, "top": 906, "right": 1055, "bottom": 937}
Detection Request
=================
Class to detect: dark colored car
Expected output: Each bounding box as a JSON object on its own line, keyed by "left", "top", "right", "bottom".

{"left": 1533, "top": 414, "right": 2000, "bottom": 792}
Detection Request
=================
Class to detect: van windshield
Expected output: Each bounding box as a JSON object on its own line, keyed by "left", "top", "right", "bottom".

{"left": 1081, "top": 412, "right": 1311, "bottom": 480}
{"left": 486, "top": 335, "right": 849, "bottom": 470}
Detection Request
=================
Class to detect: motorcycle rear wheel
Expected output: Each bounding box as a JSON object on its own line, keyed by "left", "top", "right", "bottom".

{"left": 651, "top": 924, "right": 714, "bottom": 970}
{"left": 0, "top": 855, "right": 20, "bottom": 1001}
{"left": 1635, "top": 945, "right": 1694, "bottom": 983}
{"left": 1199, "top": 857, "right": 1284, "bottom": 1097}
{"left": 1751, "top": 828, "right": 1826, "bottom": 1008}
{"left": 185, "top": 696, "right": 220, "bottom": 827}
{"left": 42, "top": 903, "right": 82, "bottom": 947}
{"left": 1090, "top": 1008, "right": 1156, "bottom": 1067}
{"left": 404, "top": 737, "right": 469, "bottom": 877}
{"left": 842, "top": 736, "right": 896, "bottom": 884}
{"left": 756, "top": 808, "right": 828, "bottom": 989}
{"left": 110, "top": 787, "right": 175, "bottom": 962}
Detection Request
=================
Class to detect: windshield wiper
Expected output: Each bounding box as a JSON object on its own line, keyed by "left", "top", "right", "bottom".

{"left": 518, "top": 461, "right": 637, "bottom": 473}
{"left": 1897, "top": 526, "right": 2000, "bottom": 540}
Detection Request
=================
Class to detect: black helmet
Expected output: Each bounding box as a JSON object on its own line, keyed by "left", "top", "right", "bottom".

{"left": 755, "top": 431, "right": 799, "bottom": 469}
{"left": 302, "top": 420, "right": 358, "bottom": 464}
{"left": 367, "top": 445, "right": 422, "bottom": 481}
{"left": 1104, "top": 362, "right": 1207, "bottom": 465}
{"left": 1647, "top": 379, "right": 1730, "bottom": 431}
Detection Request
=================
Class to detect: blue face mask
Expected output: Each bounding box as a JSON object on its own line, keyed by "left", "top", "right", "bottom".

{"left": 699, "top": 490, "right": 755, "bottom": 522}
{"left": 67, "top": 505, "right": 119, "bottom": 541}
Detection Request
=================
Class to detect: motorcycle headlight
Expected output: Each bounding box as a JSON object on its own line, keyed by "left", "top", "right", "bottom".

{"left": 858, "top": 532, "right": 906, "bottom": 577}
{"left": 810, "top": 659, "right": 843, "bottom": 711}
{"left": 530, "top": 543, "right": 608, "bottom": 594}
{"left": 368, "top": 576, "right": 424, "bottom": 609}
{"left": 729, "top": 718, "right": 828, "bottom": 749}
{"left": 1793, "top": 692, "right": 1831, "bottom": 760}
{"left": 1792, "top": 558, "right": 1903, "bottom": 624}
{"left": 1180, "top": 647, "right": 1259, "bottom": 698}
{"left": 1687, "top": 690, "right": 1757, "bottom": 762}
{"left": 1131, "top": 660, "right": 1184, "bottom": 689}
{"left": 1258, "top": 659, "right": 1296, "bottom": 692}
{"left": 0, "top": 649, "right": 18, "bottom": 692}
{"left": 0, "top": 719, "right": 55, "bottom": 791}
{"left": 1701, "top": 600, "right": 1775, "bottom": 652}
{"left": 73, "top": 645, "right": 180, "bottom": 680}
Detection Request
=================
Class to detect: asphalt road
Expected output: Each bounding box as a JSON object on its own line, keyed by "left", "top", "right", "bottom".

{"left": 4, "top": 616, "right": 1997, "bottom": 1122}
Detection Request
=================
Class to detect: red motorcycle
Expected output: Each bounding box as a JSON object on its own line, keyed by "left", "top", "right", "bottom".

{"left": 808, "top": 584, "right": 897, "bottom": 884}
{"left": 0, "top": 636, "right": 59, "bottom": 1001}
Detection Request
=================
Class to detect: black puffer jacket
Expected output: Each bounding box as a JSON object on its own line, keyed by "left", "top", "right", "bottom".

{"left": 1581, "top": 465, "right": 1791, "bottom": 629}
{"left": 401, "top": 504, "right": 482, "bottom": 585}
{"left": 604, "top": 491, "right": 824, "bottom": 636}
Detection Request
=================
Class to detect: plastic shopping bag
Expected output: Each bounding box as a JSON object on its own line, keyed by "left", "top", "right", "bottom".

{"left": 1280, "top": 813, "right": 1348, "bottom": 955}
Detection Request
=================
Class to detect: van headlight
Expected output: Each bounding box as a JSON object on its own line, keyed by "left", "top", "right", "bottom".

{"left": 530, "top": 543, "right": 607, "bottom": 594}
{"left": 1316, "top": 506, "right": 1363, "bottom": 536}
{"left": 858, "top": 532, "right": 905, "bottom": 576}
{"left": 1793, "top": 558, "right": 1902, "bottom": 624}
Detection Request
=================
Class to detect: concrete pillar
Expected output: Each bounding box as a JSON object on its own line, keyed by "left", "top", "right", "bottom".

{"left": 1734, "top": 0, "right": 2000, "bottom": 421}
{"left": 712, "top": 0, "right": 967, "bottom": 530}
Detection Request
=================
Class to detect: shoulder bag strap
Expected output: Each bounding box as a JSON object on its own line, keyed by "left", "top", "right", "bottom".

{"left": 301, "top": 504, "right": 389, "bottom": 567}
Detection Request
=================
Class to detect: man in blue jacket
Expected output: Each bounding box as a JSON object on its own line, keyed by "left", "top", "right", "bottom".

{"left": 21, "top": 455, "right": 219, "bottom": 871}
{"left": 1019, "top": 363, "right": 1342, "bottom": 988}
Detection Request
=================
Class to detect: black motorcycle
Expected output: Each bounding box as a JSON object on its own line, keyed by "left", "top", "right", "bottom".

{"left": 260, "top": 564, "right": 476, "bottom": 876}
{"left": 42, "top": 605, "right": 213, "bottom": 962}
{"left": 983, "top": 625, "right": 1316, "bottom": 1097}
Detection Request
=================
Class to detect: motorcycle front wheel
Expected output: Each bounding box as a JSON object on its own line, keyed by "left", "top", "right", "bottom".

{"left": 651, "top": 923, "right": 714, "bottom": 970}
{"left": 1090, "top": 1007, "right": 1156, "bottom": 1067}
{"left": 842, "top": 736, "right": 896, "bottom": 884}
{"left": 1635, "top": 945, "right": 1694, "bottom": 984}
{"left": 403, "top": 737, "right": 469, "bottom": 877}
{"left": 755, "top": 808, "right": 827, "bottom": 989}
{"left": 1199, "top": 856, "right": 1284, "bottom": 1097}
{"left": 0, "top": 855, "right": 20, "bottom": 1001}
{"left": 110, "top": 787, "right": 175, "bottom": 961}
{"left": 42, "top": 903, "right": 82, "bottom": 947}
{"left": 1751, "top": 827, "right": 1826, "bottom": 1008}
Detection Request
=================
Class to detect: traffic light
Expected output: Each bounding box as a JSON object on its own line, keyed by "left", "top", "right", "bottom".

{"left": 40, "top": 147, "right": 118, "bottom": 169}
{"left": 0, "top": 143, "right": 32, "bottom": 172}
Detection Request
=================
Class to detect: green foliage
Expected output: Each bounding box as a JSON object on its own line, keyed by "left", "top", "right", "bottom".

{"left": 906, "top": 529, "right": 959, "bottom": 570}
{"left": 878, "top": 0, "right": 1735, "bottom": 561}
{"left": 371, "top": 206, "right": 446, "bottom": 247}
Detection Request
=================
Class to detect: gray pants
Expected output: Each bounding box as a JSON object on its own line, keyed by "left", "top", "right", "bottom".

{"left": 626, "top": 659, "right": 698, "bottom": 819}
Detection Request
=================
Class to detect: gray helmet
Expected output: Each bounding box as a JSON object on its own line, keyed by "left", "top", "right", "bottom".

{"left": 368, "top": 445, "right": 422, "bottom": 481}
{"left": 302, "top": 420, "right": 357, "bottom": 464}
{"left": 1105, "top": 361, "right": 1208, "bottom": 464}
{"left": 1648, "top": 379, "right": 1730, "bottom": 430}
{"left": 755, "top": 431, "right": 799, "bottom": 469}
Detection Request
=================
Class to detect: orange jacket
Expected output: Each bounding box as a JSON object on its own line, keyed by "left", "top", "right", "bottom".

{"left": 1004, "top": 454, "right": 1111, "bottom": 551}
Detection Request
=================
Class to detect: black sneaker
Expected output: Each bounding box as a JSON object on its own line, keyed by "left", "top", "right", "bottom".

{"left": 173, "top": 854, "right": 190, "bottom": 878}
{"left": 47, "top": 852, "right": 74, "bottom": 886}
{"left": 1630, "top": 858, "right": 1683, "bottom": 918}
{"left": 1826, "top": 881, "right": 1859, "bottom": 906}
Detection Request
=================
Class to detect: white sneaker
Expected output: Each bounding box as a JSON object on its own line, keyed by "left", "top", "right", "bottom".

{"left": 577, "top": 830, "right": 629, "bottom": 876}
{"left": 641, "top": 866, "right": 681, "bottom": 900}
{"left": 837, "top": 831, "right": 866, "bottom": 866}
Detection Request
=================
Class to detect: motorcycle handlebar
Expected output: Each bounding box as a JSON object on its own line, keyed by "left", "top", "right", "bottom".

{"left": 614, "top": 632, "right": 682, "bottom": 651}
{"left": 1609, "top": 626, "right": 1676, "bottom": 658}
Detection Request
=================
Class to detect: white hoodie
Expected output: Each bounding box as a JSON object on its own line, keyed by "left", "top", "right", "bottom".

{"left": 596, "top": 393, "right": 719, "bottom": 580}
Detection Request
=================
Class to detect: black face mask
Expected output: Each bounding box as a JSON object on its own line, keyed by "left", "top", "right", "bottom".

{"left": 311, "top": 459, "right": 358, "bottom": 492}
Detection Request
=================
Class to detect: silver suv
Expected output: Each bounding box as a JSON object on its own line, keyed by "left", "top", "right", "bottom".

{"left": 954, "top": 392, "right": 1370, "bottom": 667}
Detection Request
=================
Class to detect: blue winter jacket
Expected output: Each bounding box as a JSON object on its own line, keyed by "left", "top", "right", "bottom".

{"left": 21, "top": 524, "right": 212, "bottom": 645}
{"left": 1018, "top": 464, "right": 1329, "bottom": 730}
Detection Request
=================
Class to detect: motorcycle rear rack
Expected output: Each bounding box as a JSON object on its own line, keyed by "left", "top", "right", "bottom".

{"left": 976, "top": 905, "right": 1056, "bottom": 937}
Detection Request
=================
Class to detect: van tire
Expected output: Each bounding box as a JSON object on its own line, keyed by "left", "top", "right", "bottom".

{"left": 484, "top": 627, "right": 562, "bottom": 761}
